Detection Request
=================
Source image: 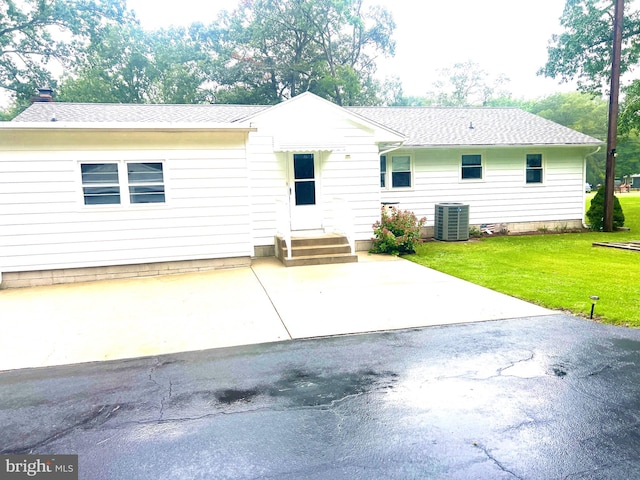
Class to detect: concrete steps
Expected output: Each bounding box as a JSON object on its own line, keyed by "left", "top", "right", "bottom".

{"left": 275, "top": 233, "right": 358, "bottom": 267}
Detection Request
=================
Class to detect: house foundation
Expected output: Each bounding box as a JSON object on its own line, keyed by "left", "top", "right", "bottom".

{"left": 0, "top": 257, "right": 251, "bottom": 289}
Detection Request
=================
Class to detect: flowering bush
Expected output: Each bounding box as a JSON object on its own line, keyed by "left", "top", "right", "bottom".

{"left": 370, "top": 207, "right": 426, "bottom": 255}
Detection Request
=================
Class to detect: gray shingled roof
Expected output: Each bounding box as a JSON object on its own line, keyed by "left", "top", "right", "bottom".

{"left": 12, "top": 102, "right": 269, "bottom": 123}
{"left": 348, "top": 106, "right": 602, "bottom": 146}
{"left": 13, "top": 101, "right": 602, "bottom": 147}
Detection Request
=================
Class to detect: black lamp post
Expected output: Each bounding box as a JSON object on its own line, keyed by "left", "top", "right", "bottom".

{"left": 590, "top": 296, "right": 600, "bottom": 319}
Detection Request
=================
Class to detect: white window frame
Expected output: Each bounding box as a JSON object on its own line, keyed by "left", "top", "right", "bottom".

{"left": 380, "top": 155, "right": 388, "bottom": 189}
{"left": 525, "top": 153, "right": 544, "bottom": 185}
{"left": 380, "top": 153, "right": 413, "bottom": 190}
{"left": 461, "top": 153, "right": 484, "bottom": 181}
{"left": 80, "top": 162, "right": 121, "bottom": 206}
{"left": 79, "top": 160, "right": 167, "bottom": 208}
{"left": 126, "top": 162, "right": 167, "bottom": 204}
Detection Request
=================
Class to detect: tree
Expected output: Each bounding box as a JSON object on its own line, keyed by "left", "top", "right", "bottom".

{"left": 58, "top": 23, "right": 215, "bottom": 104}
{"left": 542, "top": 0, "right": 640, "bottom": 177}
{"left": 614, "top": 134, "right": 640, "bottom": 177}
{"left": 528, "top": 92, "right": 608, "bottom": 137}
{"left": 58, "top": 24, "right": 154, "bottom": 103}
{"left": 540, "top": 0, "right": 640, "bottom": 93}
{"left": 0, "top": 0, "right": 129, "bottom": 106}
{"left": 211, "top": 0, "right": 396, "bottom": 105}
{"left": 150, "top": 25, "right": 216, "bottom": 104}
{"left": 527, "top": 92, "right": 608, "bottom": 185}
{"left": 423, "top": 61, "right": 511, "bottom": 107}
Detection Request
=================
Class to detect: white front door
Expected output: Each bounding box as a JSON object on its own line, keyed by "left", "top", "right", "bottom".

{"left": 289, "top": 153, "right": 323, "bottom": 231}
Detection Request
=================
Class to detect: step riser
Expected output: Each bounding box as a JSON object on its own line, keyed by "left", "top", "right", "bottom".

{"left": 280, "top": 245, "right": 352, "bottom": 258}
{"left": 281, "top": 255, "right": 358, "bottom": 267}
{"left": 290, "top": 237, "right": 349, "bottom": 247}
{"left": 275, "top": 234, "right": 357, "bottom": 267}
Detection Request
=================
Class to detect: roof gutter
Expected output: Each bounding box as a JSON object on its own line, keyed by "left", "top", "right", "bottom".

{"left": 379, "top": 142, "right": 405, "bottom": 156}
{"left": 0, "top": 122, "right": 257, "bottom": 132}
{"left": 405, "top": 143, "right": 604, "bottom": 149}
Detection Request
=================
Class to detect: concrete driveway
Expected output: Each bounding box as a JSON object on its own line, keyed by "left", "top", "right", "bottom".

{"left": 0, "top": 253, "right": 551, "bottom": 371}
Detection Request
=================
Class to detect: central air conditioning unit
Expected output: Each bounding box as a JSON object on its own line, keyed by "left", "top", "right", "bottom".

{"left": 434, "top": 203, "right": 470, "bottom": 241}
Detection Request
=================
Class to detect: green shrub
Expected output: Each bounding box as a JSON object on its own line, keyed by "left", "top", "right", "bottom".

{"left": 469, "top": 226, "right": 482, "bottom": 238}
{"left": 370, "top": 207, "right": 426, "bottom": 255}
{"left": 586, "top": 186, "right": 625, "bottom": 231}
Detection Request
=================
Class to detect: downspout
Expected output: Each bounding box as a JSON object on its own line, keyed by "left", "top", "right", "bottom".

{"left": 583, "top": 146, "right": 602, "bottom": 228}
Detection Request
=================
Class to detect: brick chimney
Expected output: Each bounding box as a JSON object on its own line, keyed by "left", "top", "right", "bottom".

{"left": 32, "top": 87, "right": 54, "bottom": 103}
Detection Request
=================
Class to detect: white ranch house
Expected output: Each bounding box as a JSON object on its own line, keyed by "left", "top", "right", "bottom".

{"left": 0, "top": 92, "right": 601, "bottom": 288}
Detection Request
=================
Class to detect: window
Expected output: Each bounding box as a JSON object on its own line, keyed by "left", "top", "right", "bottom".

{"left": 391, "top": 155, "right": 411, "bottom": 188}
{"left": 380, "top": 154, "right": 412, "bottom": 189}
{"left": 461, "top": 154, "right": 482, "bottom": 180}
{"left": 293, "top": 153, "right": 316, "bottom": 206}
{"left": 461, "top": 155, "right": 482, "bottom": 180}
{"left": 380, "top": 155, "right": 387, "bottom": 188}
{"left": 526, "top": 154, "right": 543, "bottom": 184}
{"left": 81, "top": 163, "right": 120, "bottom": 205}
{"left": 80, "top": 161, "right": 165, "bottom": 206}
{"left": 128, "top": 162, "right": 165, "bottom": 203}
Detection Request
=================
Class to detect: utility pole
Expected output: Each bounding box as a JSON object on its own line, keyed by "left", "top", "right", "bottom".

{"left": 604, "top": 0, "right": 624, "bottom": 232}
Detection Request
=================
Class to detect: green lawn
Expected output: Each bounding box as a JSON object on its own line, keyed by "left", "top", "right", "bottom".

{"left": 405, "top": 192, "right": 640, "bottom": 327}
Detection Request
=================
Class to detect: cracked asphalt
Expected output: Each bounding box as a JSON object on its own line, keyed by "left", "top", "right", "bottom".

{"left": 2, "top": 313, "right": 640, "bottom": 479}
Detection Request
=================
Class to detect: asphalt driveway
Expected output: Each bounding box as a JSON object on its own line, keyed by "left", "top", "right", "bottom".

{"left": 2, "top": 314, "right": 640, "bottom": 479}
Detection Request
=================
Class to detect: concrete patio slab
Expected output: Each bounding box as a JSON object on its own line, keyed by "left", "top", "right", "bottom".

{"left": 0, "top": 253, "right": 552, "bottom": 371}
{"left": 251, "top": 253, "right": 551, "bottom": 339}
{"left": 0, "top": 268, "right": 289, "bottom": 371}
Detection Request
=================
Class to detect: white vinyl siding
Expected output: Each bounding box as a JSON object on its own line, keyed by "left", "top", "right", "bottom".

{"left": 0, "top": 131, "right": 253, "bottom": 273}
{"left": 383, "top": 147, "right": 589, "bottom": 227}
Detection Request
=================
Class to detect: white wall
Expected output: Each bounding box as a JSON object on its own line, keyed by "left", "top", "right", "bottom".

{"left": 0, "top": 131, "right": 253, "bottom": 272}
{"left": 246, "top": 96, "right": 384, "bottom": 247}
{"left": 381, "top": 146, "right": 589, "bottom": 226}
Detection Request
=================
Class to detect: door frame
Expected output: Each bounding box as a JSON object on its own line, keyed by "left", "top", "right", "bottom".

{"left": 287, "top": 151, "right": 323, "bottom": 232}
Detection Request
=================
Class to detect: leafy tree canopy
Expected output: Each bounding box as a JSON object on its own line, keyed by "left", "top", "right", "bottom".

{"left": 527, "top": 92, "right": 608, "bottom": 184}
{"left": 541, "top": 1, "right": 640, "bottom": 179}
{"left": 540, "top": 0, "right": 640, "bottom": 93}
{"left": 3, "top": 0, "right": 396, "bottom": 109}
{"left": 420, "top": 61, "right": 511, "bottom": 107}
{"left": 528, "top": 92, "right": 608, "bottom": 139}
{"left": 211, "top": 0, "right": 396, "bottom": 105}
{"left": 0, "top": 0, "right": 130, "bottom": 106}
{"left": 58, "top": 23, "right": 216, "bottom": 104}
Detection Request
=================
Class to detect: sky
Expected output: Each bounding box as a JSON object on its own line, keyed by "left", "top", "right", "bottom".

{"left": 126, "top": 0, "right": 577, "bottom": 100}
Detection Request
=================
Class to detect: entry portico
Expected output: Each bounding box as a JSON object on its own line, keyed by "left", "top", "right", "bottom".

{"left": 243, "top": 92, "right": 405, "bottom": 259}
